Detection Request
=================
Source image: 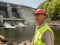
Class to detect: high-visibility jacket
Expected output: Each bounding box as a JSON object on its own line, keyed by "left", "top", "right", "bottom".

{"left": 34, "top": 24, "right": 54, "bottom": 45}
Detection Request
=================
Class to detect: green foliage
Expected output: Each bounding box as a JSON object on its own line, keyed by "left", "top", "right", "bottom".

{"left": 38, "top": 0, "right": 60, "bottom": 20}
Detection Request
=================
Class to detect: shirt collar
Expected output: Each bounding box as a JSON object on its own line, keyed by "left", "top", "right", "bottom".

{"left": 36, "top": 23, "right": 45, "bottom": 29}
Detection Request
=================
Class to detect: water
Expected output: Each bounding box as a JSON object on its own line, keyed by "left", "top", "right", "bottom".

{"left": 0, "top": 26, "right": 60, "bottom": 45}
{"left": 52, "top": 27, "right": 60, "bottom": 45}
{"left": 0, "top": 26, "right": 35, "bottom": 43}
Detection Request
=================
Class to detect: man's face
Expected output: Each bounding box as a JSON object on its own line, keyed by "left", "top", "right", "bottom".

{"left": 34, "top": 14, "right": 46, "bottom": 25}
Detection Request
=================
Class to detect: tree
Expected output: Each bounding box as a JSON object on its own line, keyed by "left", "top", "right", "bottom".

{"left": 38, "top": 0, "right": 60, "bottom": 20}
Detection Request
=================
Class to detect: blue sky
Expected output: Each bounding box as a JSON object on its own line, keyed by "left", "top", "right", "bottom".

{"left": 0, "top": 0, "right": 45, "bottom": 8}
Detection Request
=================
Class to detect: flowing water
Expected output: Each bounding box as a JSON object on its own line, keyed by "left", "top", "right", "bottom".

{"left": 0, "top": 26, "right": 60, "bottom": 45}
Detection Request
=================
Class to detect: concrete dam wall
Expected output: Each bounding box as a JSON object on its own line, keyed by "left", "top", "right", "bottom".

{"left": 0, "top": 1, "right": 36, "bottom": 43}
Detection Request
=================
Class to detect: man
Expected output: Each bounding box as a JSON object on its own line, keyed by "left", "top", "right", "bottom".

{"left": 33, "top": 9, "right": 54, "bottom": 45}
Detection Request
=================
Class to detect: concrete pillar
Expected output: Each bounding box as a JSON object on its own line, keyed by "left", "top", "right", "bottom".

{"left": 17, "top": 6, "right": 22, "bottom": 18}
{"left": 0, "top": 15, "right": 3, "bottom": 26}
{"left": 7, "top": 4, "right": 14, "bottom": 18}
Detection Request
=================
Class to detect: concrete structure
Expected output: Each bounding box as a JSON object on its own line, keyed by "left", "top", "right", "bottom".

{"left": 0, "top": 1, "right": 36, "bottom": 43}
{"left": 0, "top": 1, "right": 36, "bottom": 28}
